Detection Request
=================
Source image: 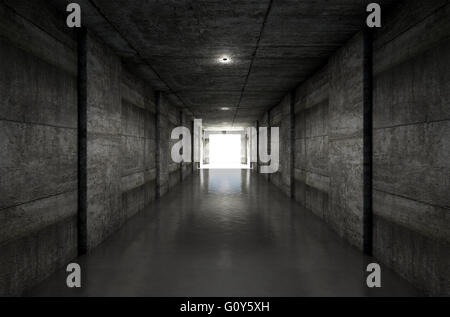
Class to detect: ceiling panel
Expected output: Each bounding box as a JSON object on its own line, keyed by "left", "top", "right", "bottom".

{"left": 48, "top": 0, "right": 399, "bottom": 125}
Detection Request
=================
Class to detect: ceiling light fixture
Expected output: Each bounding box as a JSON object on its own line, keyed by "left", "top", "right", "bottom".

{"left": 221, "top": 107, "right": 231, "bottom": 111}
{"left": 219, "top": 56, "right": 232, "bottom": 64}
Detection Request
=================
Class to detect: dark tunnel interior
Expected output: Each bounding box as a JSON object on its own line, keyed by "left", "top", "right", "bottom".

{"left": 0, "top": 0, "right": 449, "bottom": 298}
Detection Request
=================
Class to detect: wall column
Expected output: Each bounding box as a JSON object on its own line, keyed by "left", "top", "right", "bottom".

{"left": 363, "top": 28, "right": 373, "bottom": 256}
{"left": 77, "top": 28, "right": 88, "bottom": 256}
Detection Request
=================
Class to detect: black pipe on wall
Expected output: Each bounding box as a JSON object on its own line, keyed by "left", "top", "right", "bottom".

{"left": 256, "top": 120, "right": 260, "bottom": 172}
{"left": 77, "top": 28, "right": 88, "bottom": 256}
{"left": 155, "top": 92, "right": 162, "bottom": 199}
{"left": 180, "top": 110, "right": 184, "bottom": 182}
{"left": 290, "top": 91, "right": 296, "bottom": 199}
{"left": 363, "top": 27, "right": 374, "bottom": 256}
{"left": 191, "top": 120, "right": 195, "bottom": 173}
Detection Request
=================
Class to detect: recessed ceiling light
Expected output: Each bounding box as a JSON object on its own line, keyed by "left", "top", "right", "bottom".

{"left": 219, "top": 56, "right": 232, "bottom": 64}
{"left": 221, "top": 107, "right": 231, "bottom": 111}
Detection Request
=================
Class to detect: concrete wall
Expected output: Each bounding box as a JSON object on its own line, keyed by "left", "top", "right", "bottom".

{"left": 0, "top": 1, "right": 78, "bottom": 296}
{"left": 269, "top": 94, "right": 293, "bottom": 197}
{"left": 372, "top": 0, "right": 450, "bottom": 296}
{"left": 0, "top": 1, "right": 193, "bottom": 295}
{"left": 87, "top": 31, "right": 196, "bottom": 247}
{"left": 265, "top": 0, "right": 449, "bottom": 295}
{"left": 294, "top": 66, "right": 330, "bottom": 222}
{"left": 86, "top": 32, "right": 123, "bottom": 249}
{"left": 240, "top": 133, "right": 248, "bottom": 165}
{"left": 258, "top": 112, "right": 270, "bottom": 180}
{"left": 181, "top": 112, "right": 194, "bottom": 180}
{"left": 203, "top": 134, "right": 210, "bottom": 165}
{"left": 328, "top": 33, "right": 365, "bottom": 249}
{"left": 270, "top": 32, "right": 364, "bottom": 250}
{"left": 167, "top": 105, "right": 181, "bottom": 189}
{"left": 86, "top": 32, "right": 189, "bottom": 250}
{"left": 121, "top": 68, "right": 157, "bottom": 226}
{"left": 156, "top": 93, "right": 190, "bottom": 197}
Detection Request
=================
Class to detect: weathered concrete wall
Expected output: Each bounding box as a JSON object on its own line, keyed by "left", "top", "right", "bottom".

{"left": 328, "top": 33, "right": 365, "bottom": 249}
{"left": 203, "top": 135, "right": 210, "bottom": 165}
{"left": 86, "top": 34, "right": 183, "bottom": 250}
{"left": 294, "top": 66, "right": 330, "bottom": 221}
{"left": 250, "top": 122, "right": 258, "bottom": 170}
{"left": 372, "top": 0, "right": 450, "bottom": 296}
{"left": 268, "top": 0, "right": 449, "bottom": 295}
{"left": 167, "top": 105, "right": 181, "bottom": 189}
{"left": 0, "top": 1, "right": 78, "bottom": 295}
{"left": 121, "top": 68, "right": 157, "bottom": 223}
{"left": 156, "top": 93, "right": 187, "bottom": 197}
{"left": 181, "top": 112, "right": 194, "bottom": 180}
{"left": 86, "top": 32, "right": 123, "bottom": 250}
{"left": 240, "top": 133, "right": 248, "bottom": 165}
{"left": 0, "top": 0, "right": 193, "bottom": 296}
{"left": 293, "top": 32, "right": 364, "bottom": 250}
{"left": 258, "top": 112, "right": 270, "bottom": 180}
{"left": 269, "top": 94, "right": 293, "bottom": 196}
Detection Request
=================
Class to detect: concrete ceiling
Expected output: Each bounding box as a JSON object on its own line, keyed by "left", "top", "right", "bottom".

{"left": 52, "top": 0, "right": 397, "bottom": 126}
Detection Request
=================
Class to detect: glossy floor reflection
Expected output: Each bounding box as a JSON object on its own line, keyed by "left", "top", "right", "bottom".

{"left": 29, "top": 170, "right": 421, "bottom": 297}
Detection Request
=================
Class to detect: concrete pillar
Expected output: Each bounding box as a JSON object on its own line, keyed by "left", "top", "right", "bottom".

{"left": 155, "top": 91, "right": 169, "bottom": 198}
{"left": 203, "top": 132, "right": 209, "bottom": 165}
{"left": 363, "top": 28, "right": 374, "bottom": 256}
{"left": 289, "top": 91, "right": 295, "bottom": 199}
{"left": 179, "top": 110, "right": 184, "bottom": 182}
{"left": 77, "top": 28, "right": 87, "bottom": 255}
{"left": 240, "top": 133, "right": 247, "bottom": 164}
{"left": 256, "top": 121, "right": 260, "bottom": 172}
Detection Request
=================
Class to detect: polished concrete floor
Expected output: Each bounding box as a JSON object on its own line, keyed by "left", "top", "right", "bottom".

{"left": 29, "top": 170, "right": 421, "bottom": 297}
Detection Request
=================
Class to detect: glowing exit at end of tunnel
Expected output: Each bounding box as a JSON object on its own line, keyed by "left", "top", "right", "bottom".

{"left": 170, "top": 119, "right": 280, "bottom": 173}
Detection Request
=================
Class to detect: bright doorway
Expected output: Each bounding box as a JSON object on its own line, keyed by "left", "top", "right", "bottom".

{"left": 203, "top": 134, "right": 250, "bottom": 169}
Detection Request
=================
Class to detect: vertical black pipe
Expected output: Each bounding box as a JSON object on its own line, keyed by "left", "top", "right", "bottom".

{"left": 77, "top": 28, "right": 88, "bottom": 256}
{"left": 363, "top": 28, "right": 373, "bottom": 256}
{"left": 155, "top": 92, "right": 161, "bottom": 199}
{"left": 256, "top": 120, "right": 260, "bottom": 173}
{"left": 191, "top": 119, "right": 195, "bottom": 173}
{"left": 290, "top": 91, "right": 296, "bottom": 199}
{"left": 179, "top": 110, "right": 183, "bottom": 182}
{"left": 268, "top": 110, "right": 271, "bottom": 182}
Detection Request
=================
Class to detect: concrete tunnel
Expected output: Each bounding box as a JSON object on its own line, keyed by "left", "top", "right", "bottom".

{"left": 0, "top": 0, "right": 449, "bottom": 298}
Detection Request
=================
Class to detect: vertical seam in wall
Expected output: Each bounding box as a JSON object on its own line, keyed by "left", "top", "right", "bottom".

{"left": 77, "top": 28, "right": 88, "bottom": 256}
{"left": 191, "top": 120, "right": 195, "bottom": 172}
{"left": 290, "top": 91, "right": 296, "bottom": 199}
{"left": 180, "top": 110, "right": 183, "bottom": 182}
{"left": 363, "top": 28, "right": 374, "bottom": 255}
{"left": 256, "top": 120, "right": 260, "bottom": 173}
{"left": 268, "top": 110, "right": 271, "bottom": 182}
{"left": 155, "top": 92, "right": 161, "bottom": 199}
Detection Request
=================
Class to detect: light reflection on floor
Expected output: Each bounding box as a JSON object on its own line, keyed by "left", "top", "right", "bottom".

{"left": 29, "top": 169, "right": 422, "bottom": 297}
